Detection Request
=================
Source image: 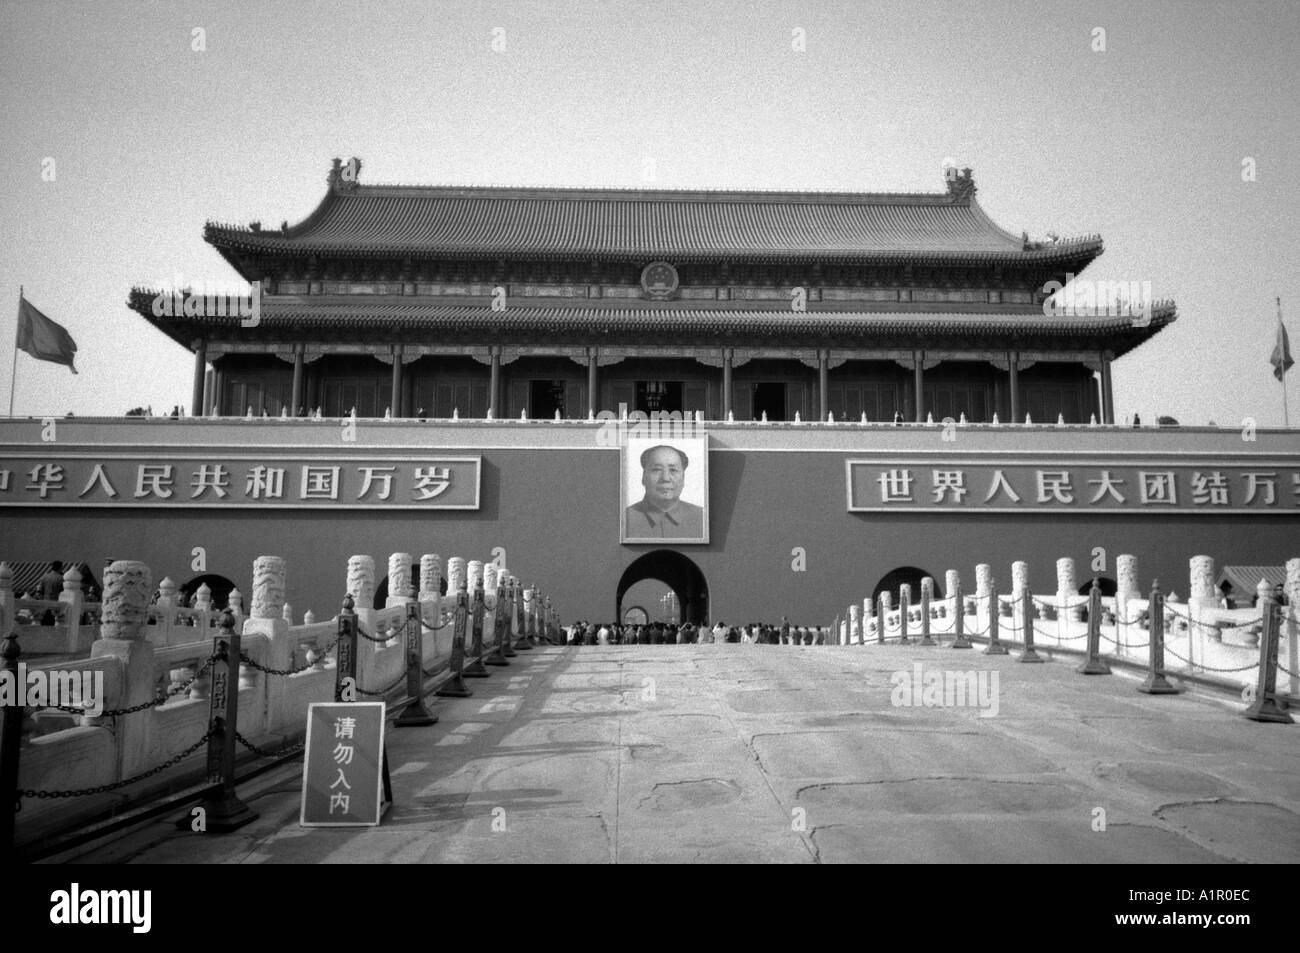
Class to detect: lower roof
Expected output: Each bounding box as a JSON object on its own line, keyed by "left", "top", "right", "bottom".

{"left": 129, "top": 291, "right": 1175, "bottom": 358}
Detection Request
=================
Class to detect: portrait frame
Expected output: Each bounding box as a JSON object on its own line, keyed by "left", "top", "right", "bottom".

{"left": 621, "top": 434, "right": 709, "bottom": 544}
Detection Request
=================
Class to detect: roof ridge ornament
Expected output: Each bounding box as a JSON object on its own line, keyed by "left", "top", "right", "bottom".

{"left": 945, "top": 166, "right": 976, "bottom": 202}
{"left": 329, "top": 156, "right": 363, "bottom": 193}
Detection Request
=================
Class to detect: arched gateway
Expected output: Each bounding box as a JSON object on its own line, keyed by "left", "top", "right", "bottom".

{"left": 616, "top": 551, "right": 709, "bottom": 626}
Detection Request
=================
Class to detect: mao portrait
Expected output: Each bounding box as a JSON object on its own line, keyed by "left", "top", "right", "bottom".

{"left": 621, "top": 438, "right": 709, "bottom": 544}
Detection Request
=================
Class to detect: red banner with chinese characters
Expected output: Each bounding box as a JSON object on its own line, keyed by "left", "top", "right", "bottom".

{"left": 847, "top": 459, "right": 1300, "bottom": 513}
{"left": 0, "top": 454, "right": 480, "bottom": 508}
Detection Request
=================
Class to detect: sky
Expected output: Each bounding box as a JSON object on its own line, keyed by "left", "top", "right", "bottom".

{"left": 1, "top": 0, "right": 1297, "bottom": 426}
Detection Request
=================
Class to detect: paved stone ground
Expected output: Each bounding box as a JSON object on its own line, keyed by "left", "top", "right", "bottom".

{"left": 58, "top": 645, "right": 1300, "bottom": 863}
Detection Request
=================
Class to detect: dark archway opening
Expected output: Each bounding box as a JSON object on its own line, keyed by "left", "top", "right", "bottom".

{"left": 1076, "top": 576, "right": 1118, "bottom": 597}
{"left": 872, "top": 566, "right": 940, "bottom": 605}
{"left": 616, "top": 550, "right": 709, "bottom": 626}
{"left": 180, "top": 573, "right": 238, "bottom": 609}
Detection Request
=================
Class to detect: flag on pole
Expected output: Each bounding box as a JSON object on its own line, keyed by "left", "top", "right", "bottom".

{"left": 1273, "top": 298, "right": 1294, "bottom": 382}
{"left": 16, "top": 292, "right": 77, "bottom": 373}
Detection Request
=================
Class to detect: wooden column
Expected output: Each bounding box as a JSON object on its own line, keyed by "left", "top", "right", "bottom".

{"left": 818, "top": 352, "right": 829, "bottom": 422}
{"left": 587, "top": 350, "right": 598, "bottom": 417}
{"left": 913, "top": 351, "right": 924, "bottom": 422}
{"left": 191, "top": 340, "right": 207, "bottom": 418}
{"left": 1009, "top": 351, "right": 1020, "bottom": 423}
{"left": 489, "top": 348, "right": 500, "bottom": 417}
{"left": 390, "top": 347, "right": 402, "bottom": 417}
{"left": 1100, "top": 354, "right": 1114, "bottom": 424}
{"left": 722, "top": 350, "right": 733, "bottom": 420}
{"left": 290, "top": 346, "right": 304, "bottom": 416}
{"left": 212, "top": 363, "right": 224, "bottom": 416}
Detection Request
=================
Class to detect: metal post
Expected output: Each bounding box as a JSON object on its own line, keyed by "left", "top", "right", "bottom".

{"left": 514, "top": 583, "right": 533, "bottom": 651}
{"left": 501, "top": 579, "right": 518, "bottom": 658}
{"left": 195, "top": 611, "right": 257, "bottom": 831}
{"left": 436, "top": 591, "right": 473, "bottom": 698}
{"left": 397, "top": 602, "right": 437, "bottom": 725}
{"left": 1244, "top": 580, "right": 1294, "bottom": 723}
{"left": 985, "top": 580, "right": 1007, "bottom": 655}
{"left": 463, "top": 583, "right": 489, "bottom": 678}
{"left": 898, "top": 588, "right": 910, "bottom": 644}
{"left": 876, "top": 594, "right": 885, "bottom": 644}
{"left": 485, "top": 581, "right": 510, "bottom": 667}
{"left": 1019, "top": 587, "right": 1043, "bottom": 663}
{"left": 919, "top": 579, "right": 934, "bottom": 646}
{"left": 1077, "top": 579, "right": 1111, "bottom": 674}
{"left": 951, "top": 581, "right": 971, "bottom": 649}
{"left": 335, "top": 594, "right": 358, "bottom": 701}
{"left": 1138, "top": 582, "right": 1179, "bottom": 695}
{"left": 0, "top": 632, "right": 22, "bottom": 857}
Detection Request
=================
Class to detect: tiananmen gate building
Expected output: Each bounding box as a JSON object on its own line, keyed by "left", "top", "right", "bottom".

{"left": 1, "top": 160, "right": 1295, "bottom": 627}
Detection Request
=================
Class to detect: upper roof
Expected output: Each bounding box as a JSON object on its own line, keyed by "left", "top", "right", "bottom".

{"left": 204, "top": 159, "right": 1104, "bottom": 269}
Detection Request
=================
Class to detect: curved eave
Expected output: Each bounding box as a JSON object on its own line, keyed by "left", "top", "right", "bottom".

{"left": 203, "top": 232, "right": 1104, "bottom": 269}
{"left": 129, "top": 291, "right": 1174, "bottom": 355}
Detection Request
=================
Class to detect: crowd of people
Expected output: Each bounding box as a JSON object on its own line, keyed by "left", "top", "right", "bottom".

{"left": 562, "top": 619, "right": 827, "bottom": 646}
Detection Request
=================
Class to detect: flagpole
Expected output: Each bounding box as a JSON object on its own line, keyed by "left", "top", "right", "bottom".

{"left": 8, "top": 286, "right": 21, "bottom": 418}
{"left": 1281, "top": 296, "right": 1291, "bottom": 430}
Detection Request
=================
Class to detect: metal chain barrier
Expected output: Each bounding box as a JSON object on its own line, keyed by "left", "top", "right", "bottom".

{"left": 40, "top": 652, "right": 221, "bottom": 717}
{"left": 1027, "top": 596, "right": 1090, "bottom": 640}
{"left": 233, "top": 730, "right": 306, "bottom": 759}
{"left": 238, "top": 641, "right": 337, "bottom": 677}
{"left": 421, "top": 608, "right": 456, "bottom": 632}
{"left": 1099, "top": 631, "right": 1149, "bottom": 648}
{"left": 18, "top": 728, "right": 216, "bottom": 805}
{"left": 356, "top": 623, "right": 399, "bottom": 644}
{"left": 1160, "top": 641, "right": 1261, "bottom": 673}
{"left": 355, "top": 670, "right": 408, "bottom": 698}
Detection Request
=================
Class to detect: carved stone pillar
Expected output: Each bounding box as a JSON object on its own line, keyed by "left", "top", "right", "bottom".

{"left": 1189, "top": 554, "right": 1217, "bottom": 644}
{"left": 1057, "top": 557, "right": 1078, "bottom": 622}
{"left": 1012, "top": 561, "right": 1029, "bottom": 597}
{"left": 419, "top": 554, "right": 441, "bottom": 601}
{"left": 99, "top": 561, "right": 152, "bottom": 641}
{"left": 251, "top": 556, "right": 286, "bottom": 619}
{"left": 447, "top": 557, "right": 466, "bottom": 596}
{"left": 387, "top": 552, "right": 414, "bottom": 606}
{"left": 346, "top": 555, "right": 376, "bottom": 609}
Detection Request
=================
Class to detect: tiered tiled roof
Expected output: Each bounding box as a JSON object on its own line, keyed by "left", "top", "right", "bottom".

{"left": 203, "top": 161, "right": 1103, "bottom": 269}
